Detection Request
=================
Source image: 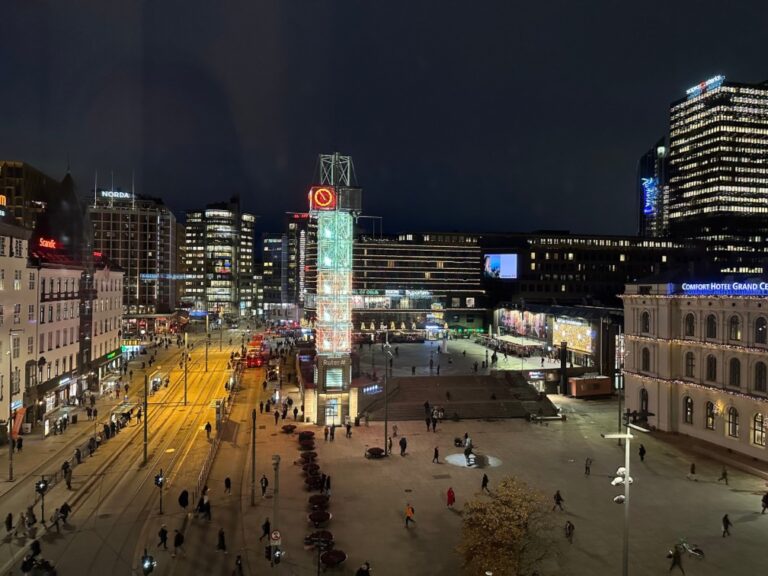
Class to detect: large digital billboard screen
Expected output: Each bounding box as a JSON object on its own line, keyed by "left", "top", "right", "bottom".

{"left": 483, "top": 254, "right": 518, "bottom": 279}
{"left": 553, "top": 318, "right": 595, "bottom": 354}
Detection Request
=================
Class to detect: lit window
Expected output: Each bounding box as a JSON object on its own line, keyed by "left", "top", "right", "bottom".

{"left": 727, "top": 407, "right": 739, "bottom": 438}
{"left": 753, "top": 414, "right": 765, "bottom": 447}
{"left": 705, "top": 402, "right": 715, "bottom": 430}
{"left": 683, "top": 397, "right": 693, "bottom": 425}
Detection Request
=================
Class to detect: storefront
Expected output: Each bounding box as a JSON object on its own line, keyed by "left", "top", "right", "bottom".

{"left": 93, "top": 348, "right": 123, "bottom": 380}
{"left": 38, "top": 373, "right": 78, "bottom": 437}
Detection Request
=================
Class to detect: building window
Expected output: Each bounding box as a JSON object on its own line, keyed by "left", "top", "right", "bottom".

{"left": 683, "top": 396, "right": 693, "bottom": 425}
{"left": 706, "top": 314, "right": 717, "bottom": 339}
{"left": 27, "top": 305, "right": 33, "bottom": 321}
{"left": 13, "top": 270, "right": 21, "bottom": 290}
{"left": 706, "top": 402, "right": 715, "bottom": 430}
{"left": 28, "top": 273, "right": 34, "bottom": 290}
{"left": 729, "top": 358, "right": 741, "bottom": 388}
{"left": 706, "top": 355, "right": 717, "bottom": 382}
{"left": 13, "top": 304, "right": 20, "bottom": 324}
{"left": 641, "top": 347, "right": 650, "bottom": 372}
{"left": 27, "top": 336, "right": 33, "bottom": 355}
{"left": 753, "top": 414, "right": 766, "bottom": 447}
{"left": 684, "top": 352, "right": 695, "bottom": 378}
{"left": 755, "top": 362, "right": 767, "bottom": 393}
{"left": 641, "top": 311, "right": 650, "bottom": 333}
{"left": 727, "top": 407, "right": 739, "bottom": 438}
{"left": 684, "top": 313, "right": 695, "bottom": 337}
{"left": 729, "top": 315, "right": 742, "bottom": 341}
{"left": 756, "top": 317, "right": 767, "bottom": 345}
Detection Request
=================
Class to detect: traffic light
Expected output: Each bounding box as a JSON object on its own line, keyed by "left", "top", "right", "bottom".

{"left": 154, "top": 470, "right": 165, "bottom": 488}
{"left": 35, "top": 478, "right": 49, "bottom": 495}
{"left": 141, "top": 548, "right": 156, "bottom": 574}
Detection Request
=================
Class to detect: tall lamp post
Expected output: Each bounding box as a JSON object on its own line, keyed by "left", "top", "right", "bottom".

{"left": 601, "top": 421, "right": 648, "bottom": 576}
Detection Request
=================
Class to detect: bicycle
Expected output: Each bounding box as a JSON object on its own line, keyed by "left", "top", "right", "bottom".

{"left": 678, "top": 537, "right": 705, "bottom": 559}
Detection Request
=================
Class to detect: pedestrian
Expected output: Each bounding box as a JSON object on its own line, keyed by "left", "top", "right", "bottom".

{"left": 424, "top": 401, "right": 430, "bottom": 415}
{"left": 217, "top": 527, "right": 227, "bottom": 553}
{"left": 446, "top": 487, "right": 455, "bottom": 508}
{"left": 669, "top": 544, "right": 685, "bottom": 574}
{"left": 717, "top": 466, "right": 729, "bottom": 485}
{"left": 5, "top": 512, "right": 12, "bottom": 534}
{"left": 137, "top": 408, "right": 142, "bottom": 423}
{"left": 388, "top": 436, "right": 393, "bottom": 454}
{"left": 411, "top": 366, "right": 416, "bottom": 376}
{"left": 158, "top": 525, "right": 168, "bottom": 549}
{"left": 16, "top": 437, "right": 22, "bottom": 452}
{"left": 345, "top": 423, "right": 352, "bottom": 438}
{"left": 224, "top": 477, "right": 232, "bottom": 495}
{"left": 50, "top": 509, "right": 60, "bottom": 533}
{"left": 259, "top": 401, "right": 264, "bottom": 414}
{"left": 425, "top": 416, "right": 431, "bottom": 431}
{"left": 330, "top": 424, "right": 335, "bottom": 441}
{"left": 205, "top": 422, "right": 212, "bottom": 439}
{"left": 686, "top": 462, "right": 697, "bottom": 481}
{"left": 173, "top": 529, "right": 184, "bottom": 557}
{"left": 762, "top": 492, "right": 768, "bottom": 514}
{"left": 178, "top": 489, "right": 189, "bottom": 510}
{"left": 722, "top": 513, "right": 732, "bottom": 537}
{"left": 64, "top": 468, "right": 72, "bottom": 490}
{"left": 433, "top": 447, "right": 439, "bottom": 463}
{"left": 392, "top": 424, "right": 398, "bottom": 437}
{"left": 75, "top": 448, "right": 81, "bottom": 465}
{"left": 481, "top": 473, "right": 490, "bottom": 493}
{"left": 552, "top": 490, "right": 564, "bottom": 511}
{"left": 274, "top": 410, "right": 279, "bottom": 425}
{"left": 86, "top": 406, "right": 92, "bottom": 420}
{"left": 294, "top": 407, "right": 299, "bottom": 421}
{"left": 431, "top": 417, "right": 437, "bottom": 432}
{"left": 30, "top": 539, "right": 41, "bottom": 557}
{"left": 356, "top": 561, "right": 372, "bottom": 576}
{"left": 234, "top": 554, "right": 244, "bottom": 576}
{"left": 324, "top": 475, "right": 331, "bottom": 495}
{"left": 203, "top": 497, "right": 212, "bottom": 521}
{"left": 259, "top": 518, "right": 271, "bottom": 541}
{"left": 399, "top": 436, "right": 407, "bottom": 456}
{"left": 584, "top": 457, "right": 592, "bottom": 476}
{"left": 260, "top": 474, "right": 268, "bottom": 497}
{"left": 564, "top": 520, "right": 575, "bottom": 544}
{"left": 639, "top": 444, "right": 646, "bottom": 462}
{"left": 59, "top": 502, "right": 71, "bottom": 524}
{"left": 324, "top": 426, "right": 329, "bottom": 441}
{"left": 92, "top": 408, "right": 98, "bottom": 420}
{"left": 15, "top": 513, "right": 26, "bottom": 537}
{"left": 405, "top": 503, "right": 415, "bottom": 527}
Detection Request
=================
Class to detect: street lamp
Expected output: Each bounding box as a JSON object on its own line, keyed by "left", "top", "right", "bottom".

{"left": 601, "top": 421, "right": 648, "bottom": 576}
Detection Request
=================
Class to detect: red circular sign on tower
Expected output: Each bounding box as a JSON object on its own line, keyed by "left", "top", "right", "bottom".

{"left": 309, "top": 186, "right": 337, "bottom": 211}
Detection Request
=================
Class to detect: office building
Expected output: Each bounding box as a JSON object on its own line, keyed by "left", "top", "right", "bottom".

{"left": 182, "top": 197, "right": 255, "bottom": 318}
{"left": 262, "top": 232, "right": 288, "bottom": 319}
{"left": 87, "top": 190, "right": 177, "bottom": 329}
{"left": 622, "top": 277, "right": 768, "bottom": 463}
{"left": 0, "top": 161, "right": 61, "bottom": 230}
{"left": 667, "top": 75, "right": 768, "bottom": 273}
{"left": 637, "top": 138, "right": 669, "bottom": 237}
{"left": 91, "top": 258, "right": 124, "bottom": 380}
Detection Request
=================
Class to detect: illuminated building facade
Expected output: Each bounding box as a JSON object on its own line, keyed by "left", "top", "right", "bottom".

{"left": 622, "top": 278, "right": 768, "bottom": 463}
{"left": 0, "top": 161, "right": 60, "bottom": 229}
{"left": 637, "top": 138, "right": 668, "bottom": 237}
{"left": 308, "top": 153, "right": 361, "bottom": 426}
{"left": 182, "top": 197, "right": 255, "bottom": 318}
{"left": 87, "top": 190, "right": 177, "bottom": 318}
{"left": 668, "top": 75, "right": 768, "bottom": 273}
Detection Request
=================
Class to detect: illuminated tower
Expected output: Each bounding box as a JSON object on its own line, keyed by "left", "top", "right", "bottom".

{"left": 309, "top": 153, "right": 361, "bottom": 425}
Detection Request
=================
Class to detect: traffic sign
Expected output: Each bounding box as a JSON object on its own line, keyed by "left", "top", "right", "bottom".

{"left": 270, "top": 530, "right": 281, "bottom": 546}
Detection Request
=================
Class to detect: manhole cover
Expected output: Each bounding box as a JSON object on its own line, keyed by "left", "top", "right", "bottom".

{"left": 432, "top": 474, "right": 451, "bottom": 480}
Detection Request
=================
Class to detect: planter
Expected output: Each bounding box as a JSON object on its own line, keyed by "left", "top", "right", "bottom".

{"left": 300, "top": 451, "right": 317, "bottom": 461}
{"left": 320, "top": 549, "right": 347, "bottom": 568}
{"left": 282, "top": 424, "right": 297, "bottom": 434}
{"left": 305, "top": 476, "right": 324, "bottom": 491}
{"left": 298, "top": 430, "right": 315, "bottom": 440}
{"left": 299, "top": 440, "right": 316, "bottom": 451}
{"left": 308, "top": 510, "right": 332, "bottom": 528}
{"left": 302, "top": 463, "right": 320, "bottom": 475}
{"left": 304, "top": 530, "right": 334, "bottom": 549}
{"left": 309, "top": 494, "right": 329, "bottom": 507}
{"left": 365, "top": 447, "right": 386, "bottom": 459}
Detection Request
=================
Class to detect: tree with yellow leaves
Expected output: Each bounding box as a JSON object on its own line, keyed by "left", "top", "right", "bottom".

{"left": 458, "top": 476, "right": 555, "bottom": 575}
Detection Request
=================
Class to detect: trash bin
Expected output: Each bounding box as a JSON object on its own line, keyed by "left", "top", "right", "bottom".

{"left": 71, "top": 414, "right": 78, "bottom": 425}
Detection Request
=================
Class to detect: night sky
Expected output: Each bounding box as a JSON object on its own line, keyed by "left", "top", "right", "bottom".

{"left": 2, "top": 1, "right": 766, "bottom": 237}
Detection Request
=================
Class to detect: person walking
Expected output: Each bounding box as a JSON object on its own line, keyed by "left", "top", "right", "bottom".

{"left": 481, "top": 474, "right": 490, "bottom": 493}
{"left": 388, "top": 436, "right": 393, "bottom": 455}
{"left": 5, "top": 512, "right": 12, "bottom": 534}
{"left": 16, "top": 437, "right": 22, "bottom": 452}
{"left": 217, "top": 528, "right": 227, "bottom": 554}
{"left": 173, "top": 529, "right": 184, "bottom": 557}
{"left": 274, "top": 410, "right": 279, "bottom": 425}
{"left": 234, "top": 554, "right": 244, "bottom": 576}
{"left": 399, "top": 436, "right": 407, "bottom": 456}
{"left": 446, "top": 487, "right": 455, "bottom": 508}
{"left": 324, "top": 426, "right": 329, "bottom": 441}
{"left": 259, "top": 518, "right": 271, "bottom": 541}
{"left": 584, "top": 457, "right": 592, "bottom": 476}
{"left": 50, "top": 509, "right": 60, "bottom": 533}
{"left": 205, "top": 422, "right": 212, "bottom": 440}
{"left": 64, "top": 467, "right": 73, "bottom": 490}
{"left": 294, "top": 407, "right": 299, "bottom": 421}
{"left": 260, "top": 474, "right": 268, "bottom": 497}
{"left": 14, "top": 513, "right": 26, "bottom": 538}
{"left": 552, "top": 490, "right": 565, "bottom": 511}
{"left": 686, "top": 462, "right": 697, "bottom": 481}
{"left": 425, "top": 416, "right": 431, "bottom": 432}
{"left": 345, "top": 423, "right": 352, "bottom": 438}
{"left": 59, "top": 502, "right": 71, "bottom": 524}
{"left": 158, "top": 525, "right": 168, "bottom": 549}
{"left": 330, "top": 425, "right": 335, "bottom": 441}
{"left": 722, "top": 514, "right": 732, "bottom": 537}
{"left": 405, "top": 503, "right": 415, "bottom": 527}
{"left": 639, "top": 444, "right": 646, "bottom": 462}
{"left": 355, "top": 561, "right": 372, "bottom": 576}
{"left": 432, "top": 447, "right": 439, "bottom": 464}
{"left": 324, "top": 475, "right": 331, "bottom": 496}
{"left": 259, "top": 401, "right": 264, "bottom": 414}
{"left": 669, "top": 544, "right": 685, "bottom": 574}
{"left": 224, "top": 477, "right": 232, "bottom": 495}
{"left": 74, "top": 447, "right": 81, "bottom": 465}
{"left": 717, "top": 466, "right": 729, "bottom": 485}
{"left": 762, "top": 492, "right": 768, "bottom": 514}
{"left": 564, "top": 520, "right": 575, "bottom": 544}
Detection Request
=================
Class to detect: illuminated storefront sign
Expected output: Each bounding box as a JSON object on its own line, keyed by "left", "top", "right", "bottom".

{"left": 686, "top": 75, "right": 725, "bottom": 99}
{"left": 0, "top": 194, "right": 6, "bottom": 216}
{"left": 309, "top": 186, "right": 337, "bottom": 211}
{"left": 680, "top": 281, "right": 768, "bottom": 296}
{"left": 100, "top": 190, "right": 133, "bottom": 200}
{"left": 39, "top": 238, "right": 57, "bottom": 249}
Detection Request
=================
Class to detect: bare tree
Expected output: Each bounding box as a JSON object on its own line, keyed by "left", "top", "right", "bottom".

{"left": 458, "top": 476, "right": 555, "bottom": 575}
